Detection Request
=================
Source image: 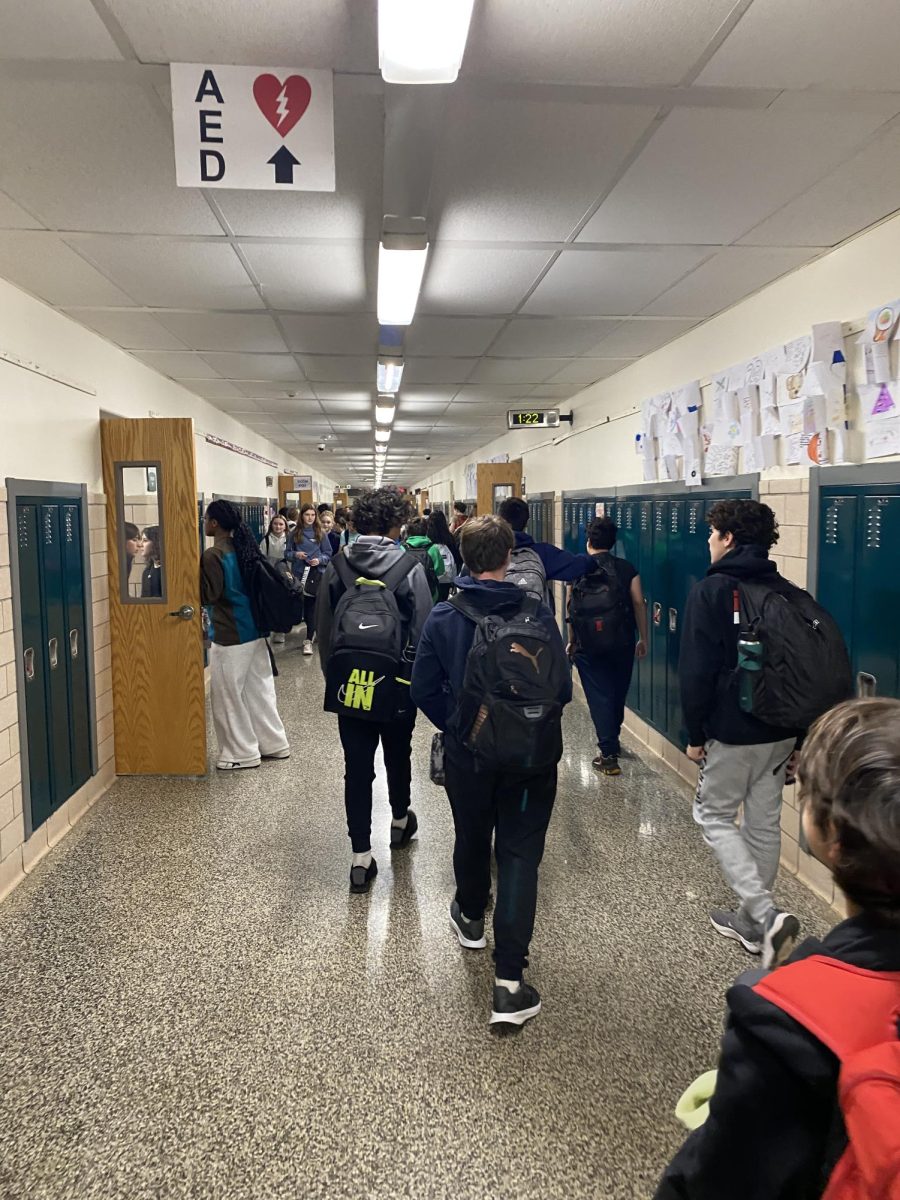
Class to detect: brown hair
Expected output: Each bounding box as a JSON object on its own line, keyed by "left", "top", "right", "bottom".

{"left": 799, "top": 697, "right": 900, "bottom": 922}
{"left": 293, "top": 503, "right": 322, "bottom": 544}
{"left": 459, "top": 515, "right": 514, "bottom": 575}
{"left": 706, "top": 499, "right": 779, "bottom": 550}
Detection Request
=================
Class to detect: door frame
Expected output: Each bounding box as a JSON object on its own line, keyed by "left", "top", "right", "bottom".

{"left": 5, "top": 478, "right": 99, "bottom": 840}
{"left": 809, "top": 463, "right": 900, "bottom": 596}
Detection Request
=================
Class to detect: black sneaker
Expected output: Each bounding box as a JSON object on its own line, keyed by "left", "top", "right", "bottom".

{"left": 762, "top": 908, "right": 800, "bottom": 969}
{"left": 449, "top": 900, "right": 486, "bottom": 949}
{"left": 390, "top": 809, "right": 418, "bottom": 849}
{"left": 593, "top": 754, "right": 621, "bottom": 776}
{"left": 349, "top": 858, "right": 378, "bottom": 894}
{"left": 490, "top": 981, "right": 542, "bottom": 1027}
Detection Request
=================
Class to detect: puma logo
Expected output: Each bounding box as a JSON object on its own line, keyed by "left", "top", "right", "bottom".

{"left": 511, "top": 642, "right": 543, "bottom": 673}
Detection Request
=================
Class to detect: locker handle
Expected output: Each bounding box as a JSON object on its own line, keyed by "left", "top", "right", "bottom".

{"left": 669, "top": 607, "right": 678, "bottom": 633}
{"left": 652, "top": 601, "right": 662, "bottom": 627}
{"left": 48, "top": 637, "right": 58, "bottom": 669}
{"left": 857, "top": 671, "right": 877, "bottom": 698}
{"left": 24, "top": 647, "right": 35, "bottom": 681}
{"left": 69, "top": 629, "right": 79, "bottom": 660}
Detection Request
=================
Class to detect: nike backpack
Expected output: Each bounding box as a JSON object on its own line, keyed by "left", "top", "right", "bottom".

{"left": 248, "top": 556, "right": 305, "bottom": 635}
{"left": 324, "top": 552, "right": 417, "bottom": 722}
{"left": 756, "top": 957, "right": 900, "bottom": 1200}
{"left": 402, "top": 542, "right": 440, "bottom": 601}
{"left": 506, "top": 544, "right": 548, "bottom": 604}
{"left": 569, "top": 558, "right": 633, "bottom": 656}
{"left": 449, "top": 592, "right": 568, "bottom": 774}
{"left": 734, "top": 577, "right": 853, "bottom": 729}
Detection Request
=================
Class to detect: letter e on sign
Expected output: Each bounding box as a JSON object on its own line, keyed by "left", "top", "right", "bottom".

{"left": 170, "top": 63, "right": 335, "bottom": 191}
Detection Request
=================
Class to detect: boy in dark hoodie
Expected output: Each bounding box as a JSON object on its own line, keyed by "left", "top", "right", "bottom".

{"left": 411, "top": 515, "right": 572, "bottom": 1027}
{"left": 680, "top": 500, "right": 800, "bottom": 968}
{"left": 655, "top": 697, "right": 900, "bottom": 1200}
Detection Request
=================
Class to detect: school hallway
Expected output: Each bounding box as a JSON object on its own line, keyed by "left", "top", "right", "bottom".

{"left": 0, "top": 639, "right": 833, "bottom": 1200}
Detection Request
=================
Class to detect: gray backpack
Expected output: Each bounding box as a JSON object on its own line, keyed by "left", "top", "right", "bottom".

{"left": 506, "top": 544, "right": 548, "bottom": 605}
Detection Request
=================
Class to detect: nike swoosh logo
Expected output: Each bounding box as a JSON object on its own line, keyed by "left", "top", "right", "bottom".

{"left": 359, "top": 623, "right": 380, "bottom": 630}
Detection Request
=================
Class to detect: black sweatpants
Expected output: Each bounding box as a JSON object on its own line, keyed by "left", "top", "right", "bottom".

{"left": 338, "top": 713, "right": 416, "bottom": 853}
{"left": 303, "top": 593, "right": 317, "bottom": 640}
{"left": 444, "top": 749, "right": 557, "bottom": 981}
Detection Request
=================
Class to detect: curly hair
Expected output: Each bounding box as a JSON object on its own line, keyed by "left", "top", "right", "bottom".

{"left": 205, "top": 500, "right": 262, "bottom": 592}
{"left": 706, "top": 499, "right": 779, "bottom": 550}
{"left": 799, "top": 698, "right": 900, "bottom": 923}
{"left": 351, "top": 487, "right": 413, "bottom": 536}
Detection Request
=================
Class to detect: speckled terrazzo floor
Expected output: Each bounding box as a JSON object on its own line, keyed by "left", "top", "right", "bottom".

{"left": 0, "top": 633, "right": 835, "bottom": 1200}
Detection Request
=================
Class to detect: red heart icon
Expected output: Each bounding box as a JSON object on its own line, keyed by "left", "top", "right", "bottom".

{"left": 252, "top": 74, "right": 312, "bottom": 138}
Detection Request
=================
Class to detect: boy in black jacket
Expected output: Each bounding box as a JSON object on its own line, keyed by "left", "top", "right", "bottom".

{"left": 679, "top": 500, "right": 800, "bottom": 968}
{"left": 655, "top": 697, "right": 900, "bottom": 1199}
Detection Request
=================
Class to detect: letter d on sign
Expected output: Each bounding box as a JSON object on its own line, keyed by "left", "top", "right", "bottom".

{"left": 200, "top": 150, "right": 225, "bottom": 182}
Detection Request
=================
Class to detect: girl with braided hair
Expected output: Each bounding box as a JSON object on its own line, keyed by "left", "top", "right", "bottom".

{"left": 201, "top": 500, "right": 289, "bottom": 771}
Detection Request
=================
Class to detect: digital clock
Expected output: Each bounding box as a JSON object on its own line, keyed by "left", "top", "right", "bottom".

{"left": 507, "top": 409, "right": 560, "bottom": 429}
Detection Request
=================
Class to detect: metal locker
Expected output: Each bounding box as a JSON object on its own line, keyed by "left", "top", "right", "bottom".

{"left": 853, "top": 496, "right": 900, "bottom": 698}
{"left": 637, "top": 500, "right": 654, "bottom": 719}
{"left": 39, "top": 503, "right": 75, "bottom": 805}
{"left": 562, "top": 500, "right": 575, "bottom": 553}
{"left": 817, "top": 494, "right": 858, "bottom": 668}
{"left": 16, "top": 505, "right": 53, "bottom": 830}
{"left": 61, "top": 503, "right": 91, "bottom": 793}
{"left": 650, "top": 501, "right": 669, "bottom": 731}
{"left": 665, "top": 501, "right": 685, "bottom": 741}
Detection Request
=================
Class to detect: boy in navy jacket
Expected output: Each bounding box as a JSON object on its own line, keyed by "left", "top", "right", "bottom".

{"left": 411, "top": 515, "right": 572, "bottom": 1028}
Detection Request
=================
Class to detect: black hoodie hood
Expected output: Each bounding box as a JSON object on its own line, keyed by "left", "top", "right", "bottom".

{"left": 708, "top": 543, "right": 778, "bottom": 581}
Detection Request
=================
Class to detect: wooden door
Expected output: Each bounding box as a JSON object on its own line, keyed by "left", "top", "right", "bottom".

{"left": 477, "top": 460, "right": 522, "bottom": 519}
{"left": 101, "top": 418, "right": 207, "bottom": 775}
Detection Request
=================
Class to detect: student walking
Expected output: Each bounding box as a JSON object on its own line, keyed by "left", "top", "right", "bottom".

{"left": 201, "top": 500, "right": 289, "bottom": 771}
{"left": 287, "top": 503, "right": 332, "bottom": 656}
{"left": 317, "top": 488, "right": 433, "bottom": 894}
{"left": 497, "top": 496, "right": 600, "bottom": 605}
{"left": 402, "top": 516, "right": 445, "bottom": 602}
{"left": 411, "top": 516, "right": 571, "bottom": 1027}
{"left": 259, "top": 514, "right": 289, "bottom": 643}
{"left": 655, "top": 697, "right": 900, "bottom": 1199}
{"left": 568, "top": 516, "right": 648, "bottom": 776}
{"left": 427, "top": 509, "right": 462, "bottom": 601}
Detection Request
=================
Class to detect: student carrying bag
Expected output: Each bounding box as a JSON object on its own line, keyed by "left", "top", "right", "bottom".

{"left": 248, "top": 557, "right": 305, "bottom": 635}
{"left": 569, "top": 559, "right": 633, "bottom": 657}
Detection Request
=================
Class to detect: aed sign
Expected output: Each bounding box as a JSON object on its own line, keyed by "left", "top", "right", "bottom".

{"left": 170, "top": 63, "right": 335, "bottom": 191}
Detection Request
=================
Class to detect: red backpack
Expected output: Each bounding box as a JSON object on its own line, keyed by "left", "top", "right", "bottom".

{"left": 755, "top": 957, "right": 900, "bottom": 1200}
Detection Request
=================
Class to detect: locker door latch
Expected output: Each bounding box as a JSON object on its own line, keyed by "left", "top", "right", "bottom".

{"left": 69, "top": 629, "right": 79, "bottom": 659}
{"left": 48, "top": 637, "right": 59, "bottom": 669}
{"left": 24, "top": 647, "right": 35, "bottom": 681}
{"left": 652, "top": 602, "right": 662, "bottom": 627}
{"left": 168, "top": 605, "right": 195, "bottom": 621}
{"left": 669, "top": 607, "right": 678, "bottom": 633}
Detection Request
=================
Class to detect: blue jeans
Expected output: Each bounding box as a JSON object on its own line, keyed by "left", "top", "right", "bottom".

{"left": 575, "top": 648, "right": 636, "bottom": 758}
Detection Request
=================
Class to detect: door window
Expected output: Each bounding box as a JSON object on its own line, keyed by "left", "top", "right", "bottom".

{"left": 117, "top": 463, "right": 167, "bottom": 603}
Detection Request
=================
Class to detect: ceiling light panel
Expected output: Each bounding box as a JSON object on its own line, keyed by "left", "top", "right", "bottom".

{"left": 377, "top": 238, "right": 429, "bottom": 325}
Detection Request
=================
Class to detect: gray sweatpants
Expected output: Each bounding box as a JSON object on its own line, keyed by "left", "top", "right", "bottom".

{"left": 694, "top": 737, "right": 795, "bottom": 927}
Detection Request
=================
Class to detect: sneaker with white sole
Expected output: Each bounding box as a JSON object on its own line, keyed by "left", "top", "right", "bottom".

{"left": 709, "top": 908, "right": 762, "bottom": 955}
{"left": 302, "top": 639, "right": 313, "bottom": 656}
{"left": 762, "top": 908, "right": 800, "bottom": 969}
{"left": 449, "top": 900, "right": 486, "bottom": 949}
{"left": 261, "top": 748, "right": 290, "bottom": 761}
{"left": 216, "top": 758, "right": 261, "bottom": 771}
{"left": 490, "top": 981, "right": 542, "bottom": 1027}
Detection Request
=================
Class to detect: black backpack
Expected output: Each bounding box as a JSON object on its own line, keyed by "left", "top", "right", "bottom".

{"left": 569, "top": 559, "right": 633, "bottom": 656}
{"left": 449, "top": 592, "right": 568, "bottom": 775}
{"left": 734, "top": 577, "right": 853, "bottom": 730}
{"left": 324, "top": 552, "right": 417, "bottom": 722}
{"left": 248, "top": 556, "right": 305, "bottom": 634}
{"left": 403, "top": 541, "right": 439, "bottom": 601}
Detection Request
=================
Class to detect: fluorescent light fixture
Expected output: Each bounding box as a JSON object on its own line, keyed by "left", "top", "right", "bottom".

{"left": 379, "top": 0, "right": 475, "bottom": 84}
{"left": 375, "top": 399, "right": 396, "bottom": 425}
{"left": 376, "top": 356, "right": 405, "bottom": 393}
{"left": 375, "top": 428, "right": 391, "bottom": 444}
{"left": 377, "top": 232, "right": 429, "bottom": 327}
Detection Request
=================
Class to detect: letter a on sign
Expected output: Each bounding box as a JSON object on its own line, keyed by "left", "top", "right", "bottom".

{"left": 170, "top": 63, "right": 335, "bottom": 191}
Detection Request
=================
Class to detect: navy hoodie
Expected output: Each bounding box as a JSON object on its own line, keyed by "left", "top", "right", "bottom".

{"left": 514, "top": 530, "right": 598, "bottom": 582}
{"left": 679, "top": 544, "right": 799, "bottom": 747}
{"left": 410, "top": 576, "right": 572, "bottom": 746}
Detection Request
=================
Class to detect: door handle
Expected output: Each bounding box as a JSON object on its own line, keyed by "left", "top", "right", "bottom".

{"left": 69, "top": 629, "right": 79, "bottom": 659}
{"left": 24, "top": 647, "right": 35, "bottom": 681}
{"left": 857, "top": 671, "right": 877, "bottom": 698}
{"left": 48, "top": 637, "right": 59, "bottom": 669}
{"left": 168, "top": 604, "right": 196, "bottom": 621}
{"left": 669, "top": 607, "right": 678, "bottom": 633}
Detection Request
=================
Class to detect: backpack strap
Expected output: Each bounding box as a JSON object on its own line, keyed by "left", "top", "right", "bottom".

{"left": 380, "top": 552, "right": 418, "bottom": 592}
{"left": 332, "top": 549, "right": 358, "bottom": 592}
{"left": 754, "top": 956, "right": 900, "bottom": 1061}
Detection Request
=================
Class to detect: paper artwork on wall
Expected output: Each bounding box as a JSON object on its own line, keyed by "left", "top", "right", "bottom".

{"left": 779, "top": 401, "right": 804, "bottom": 436}
{"left": 727, "top": 361, "right": 748, "bottom": 391}
{"left": 811, "top": 320, "right": 844, "bottom": 366}
{"left": 858, "top": 300, "right": 900, "bottom": 345}
{"left": 659, "top": 455, "right": 679, "bottom": 482}
{"left": 776, "top": 372, "right": 805, "bottom": 406}
{"left": 705, "top": 444, "right": 738, "bottom": 477}
{"left": 713, "top": 390, "right": 739, "bottom": 423}
{"left": 806, "top": 431, "right": 830, "bottom": 467}
{"left": 864, "top": 340, "right": 892, "bottom": 384}
{"left": 784, "top": 334, "right": 812, "bottom": 373}
{"left": 700, "top": 424, "right": 714, "bottom": 453}
{"left": 761, "top": 406, "right": 781, "bottom": 436}
{"left": 684, "top": 441, "right": 703, "bottom": 487}
{"left": 744, "top": 357, "right": 764, "bottom": 386}
{"left": 712, "top": 418, "right": 743, "bottom": 447}
{"left": 864, "top": 416, "right": 900, "bottom": 459}
{"left": 785, "top": 434, "right": 803, "bottom": 465}
{"left": 671, "top": 381, "right": 701, "bottom": 414}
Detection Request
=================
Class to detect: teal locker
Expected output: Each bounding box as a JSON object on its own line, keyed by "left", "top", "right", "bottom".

{"left": 39, "top": 504, "right": 75, "bottom": 804}
{"left": 61, "top": 504, "right": 91, "bottom": 792}
{"left": 637, "top": 501, "right": 654, "bottom": 718}
{"left": 666, "top": 501, "right": 685, "bottom": 739}
{"left": 16, "top": 505, "right": 53, "bottom": 830}
{"left": 854, "top": 496, "right": 900, "bottom": 698}
{"left": 649, "top": 501, "right": 669, "bottom": 730}
{"left": 816, "top": 495, "right": 857, "bottom": 665}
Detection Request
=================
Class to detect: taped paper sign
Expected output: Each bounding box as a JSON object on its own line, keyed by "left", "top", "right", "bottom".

{"left": 864, "top": 416, "right": 900, "bottom": 459}
{"left": 745, "top": 357, "right": 764, "bottom": 386}
{"left": 776, "top": 373, "right": 805, "bottom": 406}
{"left": 806, "top": 432, "right": 830, "bottom": 467}
{"left": 785, "top": 434, "right": 803, "bottom": 465}
{"left": 803, "top": 361, "right": 844, "bottom": 404}
{"left": 811, "top": 320, "right": 844, "bottom": 366}
{"left": 705, "top": 445, "right": 738, "bottom": 478}
{"left": 671, "top": 381, "right": 701, "bottom": 414}
{"left": 761, "top": 406, "right": 781, "bottom": 436}
{"left": 780, "top": 401, "right": 804, "bottom": 437}
{"left": 713, "top": 390, "right": 739, "bottom": 423}
{"left": 684, "top": 441, "right": 703, "bottom": 487}
{"left": 858, "top": 300, "right": 900, "bottom": 344}
{"left": 659, "top": 456, "right": 679, "bottom": 482}
{"left": 784, "top": 335, "right": 812, "bottom": 373}
{"left": 861, "top": 383, "right": 898, "bottom": 422}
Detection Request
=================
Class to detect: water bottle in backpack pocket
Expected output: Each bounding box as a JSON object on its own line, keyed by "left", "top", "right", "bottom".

{"left": 569, "top": 559, "right": 632, "bottom": 656}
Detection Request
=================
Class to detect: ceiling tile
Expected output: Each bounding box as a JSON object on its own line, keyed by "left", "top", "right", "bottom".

{"left": 489, "top": 318, "right": 621, "bottom": 357}
{"left": 397, "top": 400, "right": 448, "bottom": 417}
{"left": 696, "top": 0, "right": 900, "bottom": 90}
{"left": 739, "top": 122, "right": 900, "bottom": 248}
{"left": 233, "top": 381, "right": 315, "bottom": 399}
{"left": 66, "top": 237, "right": 262, "bottom": 308}
{"left": 299, "top": 355, "right": 372, "bottom": 382}
{"left": 313, "top": 388, "right": 375, "bottom": 403}
{"left": 420, "top": 247, "right": 552, "bottom": 316}
{"left": 249, "top": 395, "right": 320, "bottom": 413}
{"left": 578, "top": 107, "right": 888, "bottom": 245}
{"left": 241, "top": 242, "right": 373, "bottom": 311}
{"left": 452, "top": 384, "right": 531, "bottom": 402}
{"left": 404, "top": 317, "right": 506, "bottom": 357}
{"left": 279, "top": 314, "right": 378, "bottom": 355}
{"left": 65, "top": 309, "right": 189, "bottom": 350}
{"left": 0, "top": 231, "right": 136, "bottom": 306}
{"left": 469, "top": 358, "right": 569, "bottom": 384}
{"left": 0, "top": 0, "right": 123, "bottom": 58}
{"left": 588, "top": 319, "right": 699, "bottom": 357}
{"left": 429, "top": 89, "right": 657, "bottom": 241}
{"left": 199, "top": 352, "right": 302, "bottom": 381}
{"left": 403, "top": 358, "right": 478, "bottom": 384}
{"left": 526, "top": 383, "right": 583, "bottom": 400}
{"left": 643, "top": 246, "right": 819, "bottom": 318}
{"left": 523, "top": 248, "right": 709, "bottom": 316}
{"left": 132, "top": 351, "right": 222, "bottom": 379}
{"left": 0, "top": 191, "right": 43, "bottom": 230}
{"left": 183, "top": 380, "right": 247, "bottom": 401}
{"left": 545, "top": 358, "right": 636, "bottom": 385}
{"left": 156, "top": 312, "right": 288, "bottom": 352}
{"left": 0, "top": 82, "right": 222, "bottom": 235}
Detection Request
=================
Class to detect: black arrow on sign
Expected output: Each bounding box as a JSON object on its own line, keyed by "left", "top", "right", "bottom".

{"left": 268, "top": 146, "right": 300, "bottom": 184}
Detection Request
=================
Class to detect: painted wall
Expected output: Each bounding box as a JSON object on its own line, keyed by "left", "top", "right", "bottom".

{"left": 0, "top": 276, "right": 337, "bottom": 500}
{"left": 415, "top": 208, "right": 900, "bottom": 502}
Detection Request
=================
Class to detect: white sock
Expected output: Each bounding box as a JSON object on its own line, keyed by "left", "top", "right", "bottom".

{"left": 352, "top": 852, "right": 372, "bottom": 869}
{"left": 495, "top": 977, "right": 521, "bottom": 993}
{"left": 391, "top": 814, "right": 409, "bottom": 829}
